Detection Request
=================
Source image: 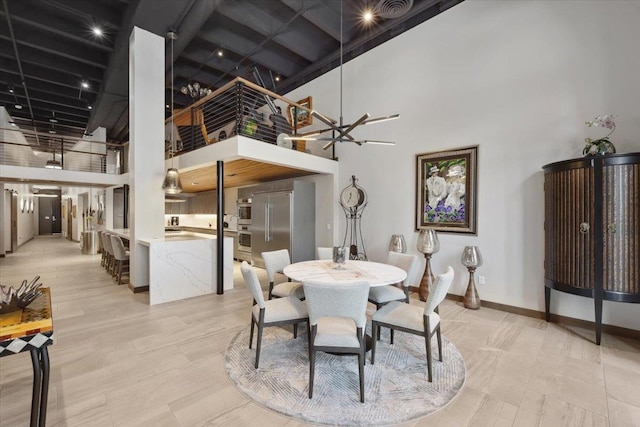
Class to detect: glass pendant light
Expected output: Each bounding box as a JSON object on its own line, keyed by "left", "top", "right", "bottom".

{"left": 162, "top": 30, "right": 183, "bottom": 194}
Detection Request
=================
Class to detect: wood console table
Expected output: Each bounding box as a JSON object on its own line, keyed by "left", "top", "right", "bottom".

{"left": 0, "top": 288, "right": 54, "bottom": 426}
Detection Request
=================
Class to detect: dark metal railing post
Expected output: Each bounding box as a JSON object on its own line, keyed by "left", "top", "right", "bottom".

{"left": 60, "top": 140, "right": 64, "bottom": 169}
{"left": 216, "top": 160, "right": 224, "bottom": 295}
{"left": 235, "top": 81, "right": 243, "bottom": 137}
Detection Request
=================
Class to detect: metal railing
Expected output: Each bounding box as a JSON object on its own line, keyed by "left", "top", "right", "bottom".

{"left": 166, "top": 77, "right": 323, "bottom": 156}
{"left": 0, "top": 127, "right": 125, "bottom": 174}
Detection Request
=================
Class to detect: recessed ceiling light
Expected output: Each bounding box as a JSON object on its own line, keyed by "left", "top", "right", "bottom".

{"left": 275, "top": 76, "right": 280, "bottom": 82}
{"left": 49, "top": 130, "right": 56, "bottom": 134}
{"left": 81, "top": 81, "right": 89, "bottom": 89}
{"left": 8, "top": 86, "right": 14, "bottom": 93}
{"left": 217, "top": 49, "right": 223, "bottom": 57}
{"left": 92, "top": 26, "right": 103, "bottom": 36}
{"left": 87, "top": 105, "right": 93, "bottom": 110}
{"left": 363, "top": 10, "right": 374, "bottom": 22}
{"left": 15, "top": 104, "right": 22, "bottom": 109}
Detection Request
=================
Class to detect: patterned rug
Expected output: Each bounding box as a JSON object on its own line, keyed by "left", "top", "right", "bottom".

{"left": 224, "top": 324, "right": 466, "bottom": 426}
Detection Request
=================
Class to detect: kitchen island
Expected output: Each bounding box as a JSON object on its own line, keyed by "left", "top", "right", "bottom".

{"left": 136, "top": 231, "right": 233, "bottom": 305}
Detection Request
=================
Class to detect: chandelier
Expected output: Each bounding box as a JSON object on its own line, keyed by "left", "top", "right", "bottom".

{"left": 180, "top": 82, "right": 211, "bottom": 102}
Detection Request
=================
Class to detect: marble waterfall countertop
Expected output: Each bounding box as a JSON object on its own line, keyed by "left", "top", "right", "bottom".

{"left": 112, "top": 227, "right": 234, "bottom": 305}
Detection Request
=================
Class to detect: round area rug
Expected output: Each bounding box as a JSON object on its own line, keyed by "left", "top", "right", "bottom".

{"left": 225, "top": 325, "right": 465, "bottom": 426}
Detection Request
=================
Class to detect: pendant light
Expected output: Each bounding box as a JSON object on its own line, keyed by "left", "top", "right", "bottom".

{"left": 287, "top": 0, "right": 399, "bottom": 149}
{"left": 162, "top": 30, "right": 183, "bottom": 194}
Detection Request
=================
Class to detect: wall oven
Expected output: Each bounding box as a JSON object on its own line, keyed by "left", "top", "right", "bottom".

{"left": 237, "top": 197, "right": 252, "bottom": 226}
{"left": 237, "top": 224, "right": 252, "bottom": 262}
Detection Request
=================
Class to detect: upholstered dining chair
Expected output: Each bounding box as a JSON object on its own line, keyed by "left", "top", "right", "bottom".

{"left": 368, "top": 252, "right": 419, "bottom": 309}
{"left": 371, "top": 266, "right": 454, "bottom": 382}
{"left": 262, "top": 249, "right": 304, "bottom": 300}
{"left": 241, "top": 261, "right": 309, "bottom": 369}
{"left": 109, "top": 235, "right": 130, "bottom": 285}
{"left": 316, "top": 247, "right": 334, "bottom": 260}
{"left": 304, "top": 281, "right": 370, "bottom": 403}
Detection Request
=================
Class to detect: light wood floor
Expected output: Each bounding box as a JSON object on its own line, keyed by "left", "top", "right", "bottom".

{"left": 1, "top": 236, "right": 639, "bottom": 427}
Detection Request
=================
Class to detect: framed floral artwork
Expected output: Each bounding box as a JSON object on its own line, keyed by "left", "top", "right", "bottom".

{"left": 416, "top": 145, "right": 478, "bottom": 234}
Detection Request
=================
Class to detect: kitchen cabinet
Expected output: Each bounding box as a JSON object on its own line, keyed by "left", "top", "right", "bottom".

{"left": 542, "top": 153, "right": 640, "bottom": 345}
{"left": 164, "top": 201, "right": 187, "bottom": 215}
{"left": 188, "top": 190, "right": 217, "bottom": 214}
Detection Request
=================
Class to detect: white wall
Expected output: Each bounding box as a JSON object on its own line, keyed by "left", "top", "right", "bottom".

{"left": 285, "top": 1, "right": 640, "bottom": 329}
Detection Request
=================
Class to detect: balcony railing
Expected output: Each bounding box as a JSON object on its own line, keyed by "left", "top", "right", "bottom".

{"left": 166, "top": 77, "right": 326, "bottom": 157}
{"left": 0, "top": 127, "right": 125, "bottom": 174}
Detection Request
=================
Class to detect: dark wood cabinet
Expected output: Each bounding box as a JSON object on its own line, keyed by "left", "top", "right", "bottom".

{"left": 543, "top": 153, "right": 640, "bottom": 344}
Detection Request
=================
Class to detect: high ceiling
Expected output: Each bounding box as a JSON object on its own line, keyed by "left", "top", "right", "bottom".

{"left": 0, "top": 0, "right": 462, "bottom": 143}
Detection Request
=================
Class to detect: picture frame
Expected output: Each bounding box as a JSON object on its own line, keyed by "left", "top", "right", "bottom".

{"left": 288, "top": 96, "right": 312, "bottom": 129}
{"left": 416, "top": 145, "right": 478, "bottom": 235}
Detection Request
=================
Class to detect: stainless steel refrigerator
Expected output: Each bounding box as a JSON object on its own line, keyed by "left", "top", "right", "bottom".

{"left": 251, "top": 180, "right": 315, "bottom": 268}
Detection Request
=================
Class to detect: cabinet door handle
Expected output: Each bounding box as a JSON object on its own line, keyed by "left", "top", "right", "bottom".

{"left": 607, "top": 223, "right": 616, "bottom": 234}
{"left": 579, "top": 222, "right": 590, "bottom": 234}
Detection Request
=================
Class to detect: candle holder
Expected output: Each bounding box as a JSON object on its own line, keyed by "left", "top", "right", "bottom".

{"left": 388, "top": 234, "right": 407, "bottom": 253}
{"left": 417, "top": 229, "right": 439, "bottom": 302}
{"left": 461, "top": 246, "right": 482, "bottom": 309}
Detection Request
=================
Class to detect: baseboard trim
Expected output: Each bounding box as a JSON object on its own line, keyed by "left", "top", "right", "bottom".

{"left": 408, "top": 285, "right": 639, "bottom": 340}
{"left": 441, "top": 292, "right": 640, "bottom": 340}
{"left": 128, "top": 283, "right": 149, "bottom": 293}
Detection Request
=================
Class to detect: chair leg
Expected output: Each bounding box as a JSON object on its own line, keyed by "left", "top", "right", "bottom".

{"left": 293, "top": 323, "right": 298, "bottom": 339}
{"left": 268, "top": 282, "right": 274, "bottom": 300}
{"left": 117, "top": 260, "right": 124, "bottom": 285}
{"left": 371, "top": 321, "right": 378, "bottom": 364}
{"left": 436, "top": 325, "right": 443, "bottom": 362}
{"left": 249, "top": 315, "right": 255, "bottom": 349}
{"left": 358, "top": 349, "right": 365, "bottom": 403}
{"left": 358, "top": 327, "right": 365, "bottom": 403}
{"left": 309, "top": 325, "right": 316, "bottom": 399}
{"left": 425, "top": 333, "right": 433, "bottom": 382}
{"left": 390, "top": 329, "right": 395, "bottom": 345}
{"left": 255, "top": 323, "right": 263, "bottom": 369}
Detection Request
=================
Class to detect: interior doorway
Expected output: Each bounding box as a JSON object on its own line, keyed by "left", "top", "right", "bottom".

{"left": 38, "top": 191, "right": 62, "bottom": 235}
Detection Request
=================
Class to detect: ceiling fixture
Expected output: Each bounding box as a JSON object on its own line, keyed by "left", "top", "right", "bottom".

{"left": 376, "top": 0, "right": 414, "bottom": 19}
{"left": 180, "top": 81, "right": 211, "bottom": 102}
{"left": 49, "top": 113, "right": 57, "bottom": 134}
{"left": 288, "top": 1, "right": 399, "bottom": 150}
{"left": 81, "top": 81, "right": 89, "bottom": 89}
{"left": 162, "top": 30, "right": 183, "bottom": 195}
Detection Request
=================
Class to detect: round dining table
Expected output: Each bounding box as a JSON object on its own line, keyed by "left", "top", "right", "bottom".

{"left": 283, "top": 260, "right": 407, "bottom": 287}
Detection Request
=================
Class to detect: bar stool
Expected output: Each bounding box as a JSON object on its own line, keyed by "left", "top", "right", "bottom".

{"left": 97, "top": 231, "right": 107, "bottom": 267}
{"left": 110, "top": 234, "right": 130, "bottom": 285}
{"left": 101, "top": 232, "right": 114, "bottom": 275}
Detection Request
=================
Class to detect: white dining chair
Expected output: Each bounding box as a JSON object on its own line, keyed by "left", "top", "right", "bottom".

{"left": 241, "top": 261, "right": 309, "bottom": 368}
{"left": 304, "top": 280, "right": 370, "bottom": 403}
{"left": 262, "top": 249, "right": 304, "bottom": 300}
{"left": 316, "top": 247, "right": 333, "bottom": 260}
{"left": 371, "top": 266, "right": 454, "bottom": 382}
{"left": 368, "top": 252, "right": 419, "bottom": 309}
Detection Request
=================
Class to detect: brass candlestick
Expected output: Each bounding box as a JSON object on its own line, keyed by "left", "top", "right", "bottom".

{"left": 461, "top": 246, "right": 482, "bottom": 309}
{"left": 417, "top": 229, "right": 439, "bottom": 302}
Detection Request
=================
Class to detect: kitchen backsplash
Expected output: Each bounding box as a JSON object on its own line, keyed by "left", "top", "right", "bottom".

{"left": 164, "top": 214, "right": 238, "bottom": 230}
